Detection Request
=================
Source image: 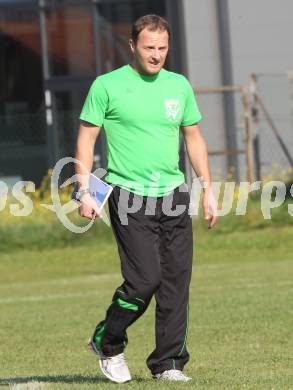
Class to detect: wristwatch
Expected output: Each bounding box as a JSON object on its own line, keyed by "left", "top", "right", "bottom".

{"left": 72, "top": 187, "right": 90, "bottom": 202}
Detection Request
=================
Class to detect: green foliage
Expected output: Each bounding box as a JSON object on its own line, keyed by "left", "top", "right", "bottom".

{"left": 1, "top": 169, "right": 292, "bottom": 253}
{"left": 0, "top": 195, "right": 292, "bottom": 252}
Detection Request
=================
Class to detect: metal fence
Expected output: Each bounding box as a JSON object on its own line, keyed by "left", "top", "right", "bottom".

{"left": 250, "top": 71, "right": 293, "bottom": 179}
{"left": 184, "top": 71, "right": 293, "bottom": 186}
{"left": 184, "top": 84, "right": 254, "bottom": 187}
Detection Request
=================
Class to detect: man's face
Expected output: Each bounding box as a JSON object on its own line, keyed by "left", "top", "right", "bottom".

{"left": 129, "top": 28, "right": 169, "bottom": 75}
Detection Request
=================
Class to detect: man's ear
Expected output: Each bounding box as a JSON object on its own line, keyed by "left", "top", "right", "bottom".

{"left": 129, "top": 39, "right": 135, "bottom": 53}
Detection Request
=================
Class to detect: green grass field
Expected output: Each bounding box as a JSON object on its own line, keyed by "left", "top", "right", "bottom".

{"left": 0, "top": 218, "right": 292, "bottom": 389}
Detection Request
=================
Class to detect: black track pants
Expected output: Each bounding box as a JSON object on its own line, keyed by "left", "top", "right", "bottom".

{"left": 99, "top": 184, "right": 193, "bottom": 375}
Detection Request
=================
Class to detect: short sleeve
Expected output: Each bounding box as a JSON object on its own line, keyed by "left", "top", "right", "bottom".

{"left": 181, "top": 77, "right": 202, "bottom": 126}
{"left": 79, "top": 78, "right": 108, "bottom": 127}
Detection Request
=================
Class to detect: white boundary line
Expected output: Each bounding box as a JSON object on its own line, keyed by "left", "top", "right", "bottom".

{"left": 10, "top": 381, "right": 47, "bottom": 389}
{"left": 1, "top": 258, "right": 292, "bottom": 290}
{"left": 0, "top": 273, "right": 121, "bottom": 290}
{"left": 0, "top": 280, "right": 291, "bottom": 305}
{"left": 0, "top": 291, "right": 99, "bottom": 304}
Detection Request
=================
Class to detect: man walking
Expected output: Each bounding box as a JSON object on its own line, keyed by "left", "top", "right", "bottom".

{"left": 75, "top": 15, "right": 217, "bottom": 383}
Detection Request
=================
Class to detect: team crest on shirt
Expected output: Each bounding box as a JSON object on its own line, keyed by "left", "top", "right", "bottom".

{"left": 164, "top": 99, "right": 181, "bottom": 120}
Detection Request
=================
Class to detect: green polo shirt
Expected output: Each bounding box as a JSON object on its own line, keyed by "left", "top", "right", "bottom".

{"left": 80, "top": 64, "right": 202, "bottom": 196}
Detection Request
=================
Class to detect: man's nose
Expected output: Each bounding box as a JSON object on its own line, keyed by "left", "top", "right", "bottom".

{"left": 152, "top": 49, "right": 160, "bottom": 60}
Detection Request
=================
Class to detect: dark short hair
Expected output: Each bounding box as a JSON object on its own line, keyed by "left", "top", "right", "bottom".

{"left": 131, "top": 14, "right": 170, "bottom": 44}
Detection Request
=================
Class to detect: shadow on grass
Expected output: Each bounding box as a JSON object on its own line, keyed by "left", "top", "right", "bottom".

{"left": 0, "top": 374, "right": 150, "bottom": 386}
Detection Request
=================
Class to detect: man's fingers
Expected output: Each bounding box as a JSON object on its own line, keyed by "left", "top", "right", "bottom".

{"left": 93, "top": 212, "right": 103, "bottom": 219}
{"left": 81, "top": 212, "right": 94, "bottom": 220}
{"left": 204, "top": 201, "right": 218, "bottom": 229}
{"left": 91, "top": 205, "right": 102, "bottom": 219}
{"left": 80, "top": 211, "right": 101, "bottom": 220}
{"left": 93, "top": 205, "right": 102, "bottom": 218}
{"left": 79, "top": 205, "right": 102, "bottom": 220}
{"left": 204, "top": 204, "right": 210, "bottom": 220}
{"left": 78, "top": 193, "right": 103, "bottom": 220}
{"left": 208, "top": 214, "right": 218, "bottom": 229}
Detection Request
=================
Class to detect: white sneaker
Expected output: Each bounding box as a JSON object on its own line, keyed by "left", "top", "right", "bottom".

{"left": 99, "top": 352, "right": 131, "bottom": 383}
{"left": 88, "top": 327, "right": 131, "bottom": 383}
{"left": 153, "top": 369, "right": 192, "bottom": 382}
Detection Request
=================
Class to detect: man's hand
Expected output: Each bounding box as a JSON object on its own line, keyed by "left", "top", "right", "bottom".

{"left": 75, "top": 121, "right": 102, "bottom": 220}
{"left": 79, "top": 193, "right": 102, "bottom": 220}
{"left": 203, "top": 187, "right": 218, "bottom": 229}
{"left": 181, "top": 124, "right": 217, "bottom": 228}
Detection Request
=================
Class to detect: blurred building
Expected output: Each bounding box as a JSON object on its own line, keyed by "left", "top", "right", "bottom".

{"left": 0, "top": 0, "right": 292, "bottom": 185}
{"left": 184, "top": 0, "right": 293, "bottom": 180}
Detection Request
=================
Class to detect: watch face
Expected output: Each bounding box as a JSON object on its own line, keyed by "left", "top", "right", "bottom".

{"left": 71, "top": 186, "right": 80, "bottom": 202}
{"left": 72, "top": 185, "right": 83, "bottom": 201}
{"left": 71, "top": 186, "right": 90, "bottom": 201}
{"left": 76, "top": 191, "right": 83, "bottom": 200}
